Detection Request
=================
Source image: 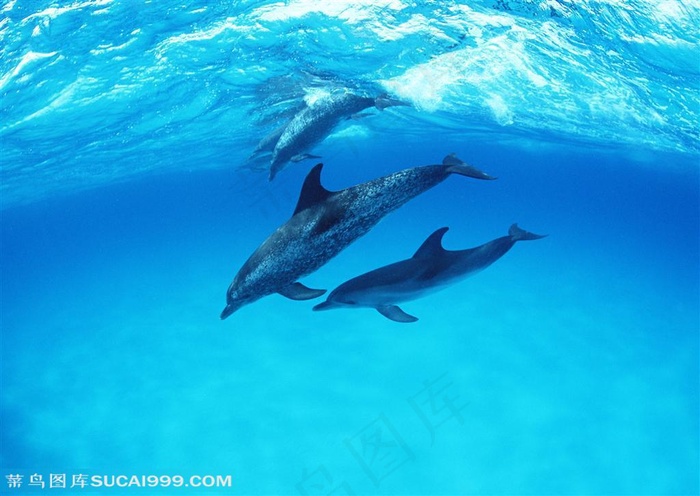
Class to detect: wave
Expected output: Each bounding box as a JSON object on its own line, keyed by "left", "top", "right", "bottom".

{"left": 1, "top": 0, "right": 698, "bottom": 207}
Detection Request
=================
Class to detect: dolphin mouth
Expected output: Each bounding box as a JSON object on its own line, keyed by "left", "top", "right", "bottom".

{"left": 220, "top": 304, "right": 235, "bottom": 320}
{"left": 376, "top": 95, "right": 411, "bottom": 109}
{"left": 312, "top": 300, "right": 341, "bottom": 311}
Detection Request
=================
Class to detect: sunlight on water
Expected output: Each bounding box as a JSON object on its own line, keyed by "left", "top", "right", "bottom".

{"left": 1, "top": 0, "right": 698, "bottom": 207}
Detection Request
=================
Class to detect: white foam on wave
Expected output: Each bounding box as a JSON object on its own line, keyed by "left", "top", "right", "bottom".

{"left": 253, "top": 0, "right": 406, "bottom": 23}
{"left": 379, "top": 54, "right": 456, "bottom": 112}
{"left": 6, "top": 76, "right": 93, "bottom": 130}
{"left": 367, "top": 12, "right": 453, "bottom": 42}
{"left": 0, "top": 51, "right": 59, "bottom": 92}
{"left": 378, "top": 4, "right": 553, "bottom": 117}
{"left": 158, "top": 17, "right": 254, "bottom": 48}
{"left": 380, "top": 32, "right": 545, "bottom": 120}
{"left": 24, "top": 0, "right": 113, "bottom": 22}
{"left": 327, "top": 123, "right": 370, "bottom": 141}
{"left": 1, "top": 0, "right": 697, "bottom": 208}
{"left": 1, "top": 0, "right": 17, "bottom": 13}
{"left": 378, "top": 1, "right": 697, "bottom": 151}
{"left": 303, "top": 87, "right": 333, "bottom": 106}
{"left": 485, "top": 94, "right": 514, "bottom": 126}
{"left": 88, "top": 36, "right": 139, "bottom": 56}
{"left": 593, "top": 0, "right": 699, "bottom": 21}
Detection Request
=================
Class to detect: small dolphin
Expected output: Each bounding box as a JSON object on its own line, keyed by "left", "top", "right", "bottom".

{"left": 268, "top": 92, "right": 408, "bottom": 180}
{"left": 313, "top": 224, "right": 546, "bottom": 322}
{"left": 250, "top": 121, "right": 289, "bottom": 158}
{"left": 220, "top": 155, "right": 495, "bottom": 320}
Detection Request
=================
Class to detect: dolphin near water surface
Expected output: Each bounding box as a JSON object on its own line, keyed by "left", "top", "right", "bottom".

{"left": 220, "top": 155, "right": 495, "bottom": 320}
{"left": 313, "top": 224, "right": 546, "bottom": 322}
{"left": 266, "top": 92, "right": 408, "bottom": 180}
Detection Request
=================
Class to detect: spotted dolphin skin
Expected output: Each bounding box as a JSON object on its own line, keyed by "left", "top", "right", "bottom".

{"left": 268, "top": 92, "right": 408, "bottom": 180}
{"left": 313, "top": 224, "right": 546, "bottom": 322}
{"left": 220, "top": 155, "right": 495, "bottom": 320}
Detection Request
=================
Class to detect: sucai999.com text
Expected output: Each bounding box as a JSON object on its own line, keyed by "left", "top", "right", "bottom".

{"left": 4, "top": 473, "right": 232, "bottom": 491}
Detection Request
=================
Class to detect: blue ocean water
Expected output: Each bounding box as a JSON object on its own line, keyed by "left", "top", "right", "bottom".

{"left": 1, "top": 1, "right": 699, "bottom": 495}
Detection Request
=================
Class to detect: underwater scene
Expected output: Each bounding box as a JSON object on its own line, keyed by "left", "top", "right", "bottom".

{"left": 1, "top": 0, "right": 699, "bottom": 495}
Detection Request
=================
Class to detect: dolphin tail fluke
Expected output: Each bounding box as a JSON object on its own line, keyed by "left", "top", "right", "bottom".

{"left": 443, "top": 154, "right": 496, "bottom": 180}
{"left": 278, "top": 282, "right": 326, "bottom": 301}
{"left": 377, "top": 305, "right": 418, "bottom": 323}
{"left": 509, "top": 224, "right": 547, "bottom": 241}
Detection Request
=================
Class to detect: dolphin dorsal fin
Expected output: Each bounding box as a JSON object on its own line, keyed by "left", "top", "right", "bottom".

{"left": 293, "top": 163, "right": 334, "bottom": 215}
{"left": 412, "top": 227, "right": 450, "bottom": 258}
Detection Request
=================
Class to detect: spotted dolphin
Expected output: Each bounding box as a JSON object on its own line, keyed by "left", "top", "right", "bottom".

{"left": 268, "top": 92, "right": 408, "bottom": 180}
{"left": 220, "top": 155, "right": 495, "bottom": 320}
{"left": 313, "top": 224, "right": 546, "bottom": 322}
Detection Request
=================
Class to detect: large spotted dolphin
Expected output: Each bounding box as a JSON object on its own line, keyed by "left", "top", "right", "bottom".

{"left": 313, "top": 224, "right": 546, "bottom": 322}
{"left": 268, "top": 92, "right": 408, "bottom": 180}
{"left": 220, "top": 155, "right": 495, "bottom": 320}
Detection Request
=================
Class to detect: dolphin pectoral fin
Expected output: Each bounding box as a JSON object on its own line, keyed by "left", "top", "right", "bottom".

{"left": 291, "top": 153, "right": 322, "bottom": 163}
{"left": 376, "top": 305, "right": 418, "bottom": 323}
{"left": 278, "top": 282, "right": 327, "bottom": 301}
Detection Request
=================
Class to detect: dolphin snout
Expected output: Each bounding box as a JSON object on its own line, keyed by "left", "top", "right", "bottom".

{"left": 375, "top": 95, "right": 411, "bottom": 110}
{"left": 220, "top": 303, "right": 239, "bottom": 320}
{"left": 312, "top": 300, "right": 343, "bottom": 311}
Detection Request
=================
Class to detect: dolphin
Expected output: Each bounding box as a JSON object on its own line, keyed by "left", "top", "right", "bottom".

{"left": 250, "top": 121, "right": 289, "bottom": 158}
{"left": 313, "top": 224, "right": 546, "bottom": 323}
{"left": 220, "top": 155, "right": 495, "bottom": 320}
{"left": 268, "top": 92, "right": 408, "bottom": 180}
